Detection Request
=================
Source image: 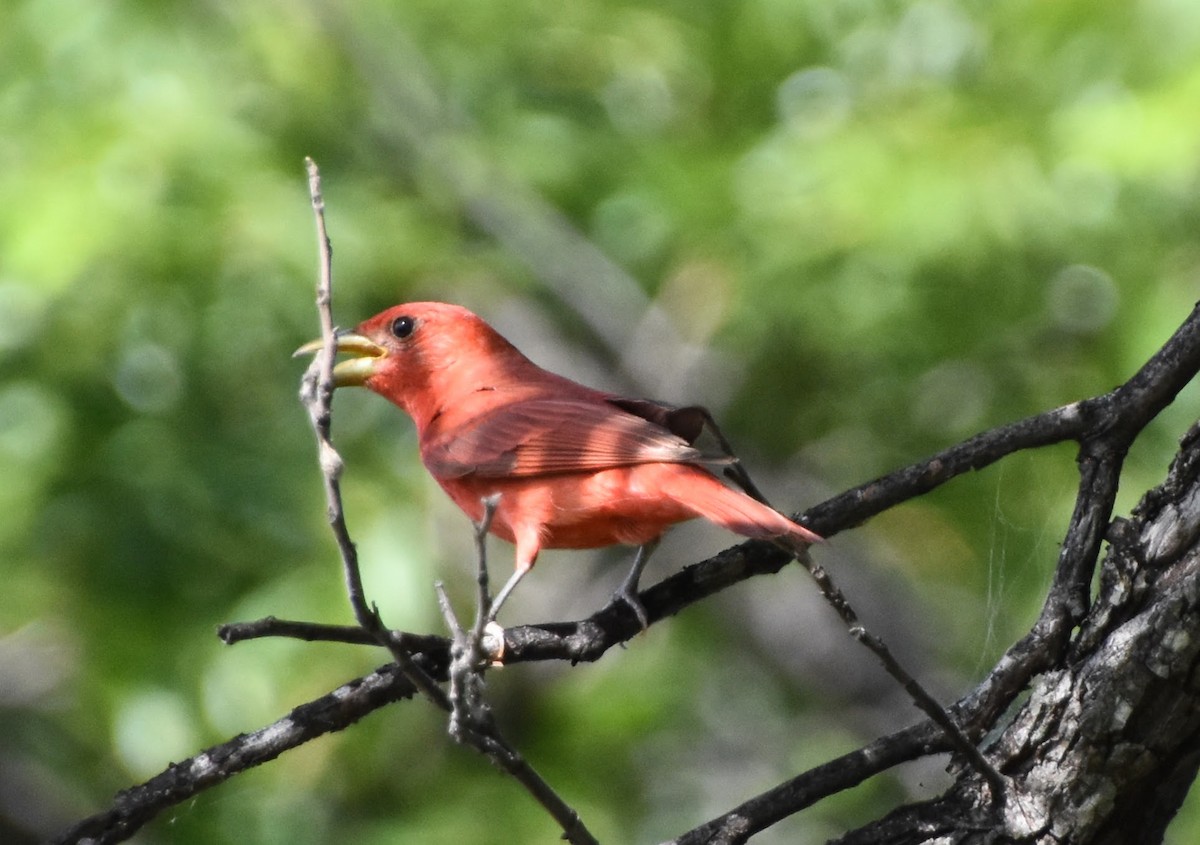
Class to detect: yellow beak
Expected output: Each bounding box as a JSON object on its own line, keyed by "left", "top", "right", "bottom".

{"left": 294, "top": 332, "right": 387, "bottom": 387}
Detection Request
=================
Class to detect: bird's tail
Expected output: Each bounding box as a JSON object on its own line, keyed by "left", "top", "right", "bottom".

{"left": 656, "top": 465, "right": 822, "bottom": 546}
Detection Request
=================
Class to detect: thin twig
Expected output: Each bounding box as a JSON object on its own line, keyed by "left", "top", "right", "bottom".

{"left": 302, "top": 157, "right": 371, "bottom": 626}
{"left": 218, "top": 616, "right": 448, "bottom": 651}
{"left": 790, "top": 545, "right": 1007, "bottom": 801}
{"left": 470, "top": 493, "right": 502, "bottom": 642}
{"left": 442, "top": 494, "right": 499, "bottom": 733}
{"left": 301, "top": 157, "right": 451, "bottom": 711}
{"left": 302, "top": 161, "right": 596, "bottom": 844}
{"left": 434, "top": 496, "right": 600, "bottom": 845}
{"left": 698, "top": 409, "right": 1004, "bottom": 796}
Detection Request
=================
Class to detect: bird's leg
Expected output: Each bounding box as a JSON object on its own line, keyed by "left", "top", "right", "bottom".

{"left": 487, "top": 566, "right": 528, "bottom": 623}
{"left": 488, "top": 527, "right": 539, "bottom": 624}
{"left": 614, "top": 539, "right": 659, "bottom": 629}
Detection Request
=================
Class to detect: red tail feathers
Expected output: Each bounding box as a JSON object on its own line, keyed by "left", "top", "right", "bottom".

{"left": 656, "top": 465, "right": 822, "bottom": 546}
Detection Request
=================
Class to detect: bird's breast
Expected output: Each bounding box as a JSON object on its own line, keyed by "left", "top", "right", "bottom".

{"left": 435, "top": 465, "right": 702, "bottom": 550}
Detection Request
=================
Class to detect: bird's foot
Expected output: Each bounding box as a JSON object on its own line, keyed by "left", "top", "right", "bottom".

{"left": 613, "top": 581, "right": 650, "bottom": 631}
{"left": 612, "top": 540, "right": 658, "bottom": 631}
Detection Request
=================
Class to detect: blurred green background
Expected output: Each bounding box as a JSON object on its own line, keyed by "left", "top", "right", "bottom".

{"left": 2, "top": 0, "right": 1199, "bottom": 842}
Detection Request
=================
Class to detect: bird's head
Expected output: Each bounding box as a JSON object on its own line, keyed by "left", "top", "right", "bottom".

{"left": 295, "top": 301, "right": 527, "bottom": 424}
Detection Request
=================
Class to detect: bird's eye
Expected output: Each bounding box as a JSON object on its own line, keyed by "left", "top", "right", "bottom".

{"left": 390, "top": 315, "right": 415, "bottom": 339}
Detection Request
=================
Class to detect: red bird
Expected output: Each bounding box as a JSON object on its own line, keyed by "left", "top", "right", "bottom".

{"left": 300, "top": 302, "right": 819, "bottom": 623}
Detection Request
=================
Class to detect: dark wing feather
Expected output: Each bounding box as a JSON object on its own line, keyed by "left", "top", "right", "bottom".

{"left": 422, "top": 398, "right": 725, "bottom": 479}
{"left": 607, "top": 396, "right": 771, "bottom": 503}
{"left": 606, "top": 397, "right": 739, "bottom": 462}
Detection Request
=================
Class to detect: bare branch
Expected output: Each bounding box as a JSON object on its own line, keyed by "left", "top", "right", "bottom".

{"left": 297, "top": 162, "right": 597, "bottom": 845}
{"left": 789, "top": 545, "right": 1007, "bottom": 800}
{"left": 300, "top": 156, "right": 373, "bottom": 631}
{"left": 668, "top": 305, "right": 1200, "bottom": 842}
{"left": 56, "top": 300, "right": 1200, "bottom": 844}
{"left": 51, "top": 663, "right": 424, "bottom": 845}
{"left": 298, "top": 158, "right": 452, "bottom": 715}
{"left": 434, "top": 496, "right": 600, "bottom": 845}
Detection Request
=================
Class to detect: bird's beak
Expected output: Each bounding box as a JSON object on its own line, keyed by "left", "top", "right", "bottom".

{"left": 293, "top": 331, "right": 387, "bottom": 387}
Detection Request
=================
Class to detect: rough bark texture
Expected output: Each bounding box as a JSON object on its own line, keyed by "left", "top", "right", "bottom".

{"left": 836, "top": 423, "right": 1200, "bottom": 844}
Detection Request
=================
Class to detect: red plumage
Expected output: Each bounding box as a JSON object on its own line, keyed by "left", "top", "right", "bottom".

{"left": 311, "top": 301, "right": 819, "bottom": 619}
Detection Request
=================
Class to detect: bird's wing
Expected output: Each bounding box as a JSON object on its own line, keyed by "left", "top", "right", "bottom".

{"left": 421, "top": 397, "right": 728, "bottom": 479}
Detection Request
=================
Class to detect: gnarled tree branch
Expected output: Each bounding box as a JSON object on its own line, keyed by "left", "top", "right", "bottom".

{"left": 57, "top": 304, "right": 1200, "bottom": 844}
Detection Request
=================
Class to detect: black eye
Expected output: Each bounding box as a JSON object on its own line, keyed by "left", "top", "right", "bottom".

{"left": 390, "top": 315, "right": 415, "bottom": 339}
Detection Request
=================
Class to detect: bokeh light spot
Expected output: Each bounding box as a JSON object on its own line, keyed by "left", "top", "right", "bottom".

{"left": 911, "top": 359, "right": 994, "bottom": 436}
{"left": 0, "top": 282, "right": 48, "bottom": 352}
{"left": 1047, "top": 264, "right": 1118, "bottom": 334}
{"left": 776, "top": 67, "right": 852, "bottom": 138}
{"left": 0, "top": 381, "right": 66, "bottom": 468}
{"left": 113, "top": 688, "right": 199, "bottom": 778}
{"left": 113, "top": 342, "right": 183, "bottom": 413}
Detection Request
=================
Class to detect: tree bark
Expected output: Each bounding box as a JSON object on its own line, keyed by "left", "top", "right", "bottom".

{"left": 835, "top": 422, "right": 1200, "bottom": 844}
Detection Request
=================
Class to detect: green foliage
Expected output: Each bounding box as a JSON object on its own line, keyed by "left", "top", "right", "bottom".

{"left": 2, "top": 0, "right": 1199, "bottom": 842}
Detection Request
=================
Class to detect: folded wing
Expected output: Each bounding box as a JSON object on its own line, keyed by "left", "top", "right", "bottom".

{"left": 422, "top": 397, "right": 730, "bottom": 479}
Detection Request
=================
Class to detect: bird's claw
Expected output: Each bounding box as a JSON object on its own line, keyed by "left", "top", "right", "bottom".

{"left": 613, "top": 583, "right": 650, "bottom": 631}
